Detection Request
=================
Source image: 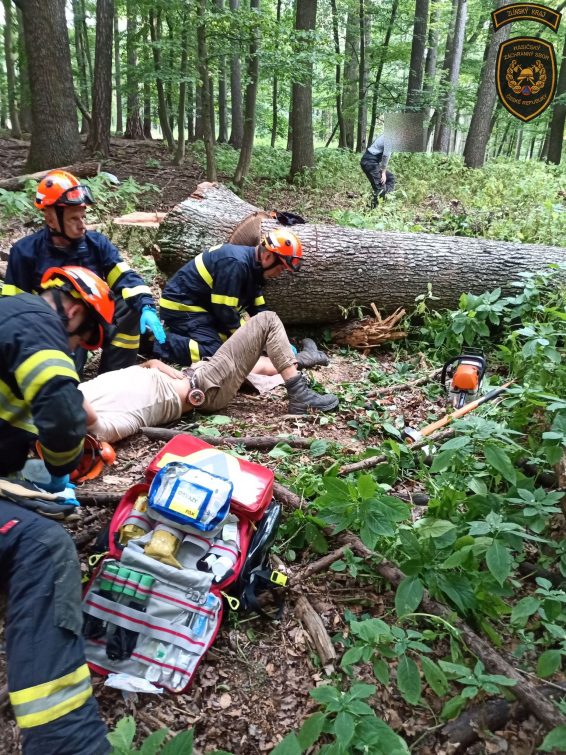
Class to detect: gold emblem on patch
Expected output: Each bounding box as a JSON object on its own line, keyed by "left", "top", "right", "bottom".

{"left": 496, "top": 37, "right": 556, "bottom": 121}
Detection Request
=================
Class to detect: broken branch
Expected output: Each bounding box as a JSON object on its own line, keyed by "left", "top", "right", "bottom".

{"left": 294, "top": 595, "right": 336, "bottom": 666}
{"left": 141, "top": 427, "right": 314, "bottom": 450}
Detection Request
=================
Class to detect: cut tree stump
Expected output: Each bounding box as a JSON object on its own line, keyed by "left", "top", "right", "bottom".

{"left": 154, "top": 182, "right": 566, "bottom": 324}
{"left": 331, "top": 304, "right": 407, "bottom": 350}
{"left": 0, "top": 161, "right": 100, "bottom": 192}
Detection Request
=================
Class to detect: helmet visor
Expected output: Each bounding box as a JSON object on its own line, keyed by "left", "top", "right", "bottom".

{"left": 56, "top": 185, "right": 95, "bottom": 207}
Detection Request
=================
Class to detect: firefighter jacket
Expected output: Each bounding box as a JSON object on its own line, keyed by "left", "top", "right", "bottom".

{"left": 159, "top": 244, "right": 269, "bottom": 334}
{"left": 3, "top": 227, "right": 154, "bottom": 313}
{"left": 0, "top": 294, "right": 87, "bottom": 477}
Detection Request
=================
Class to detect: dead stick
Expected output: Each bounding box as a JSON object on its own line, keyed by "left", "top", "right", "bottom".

{"left": 141, "top": 427, "right": 315, "bottom": 450}
{"left": 75, "top": 491, "right": 128, "bottom": 506}
{"left": 293, "top": 547, "right": 346, "bottom": 584}
{"left": 294, "top": 594, "right": 336, "bottom": 665}
{"left": 72, "top": 524, "right": 104, "bottom": 547}
{"left": 367, "top": 367, "right": 443, "bottom": 398}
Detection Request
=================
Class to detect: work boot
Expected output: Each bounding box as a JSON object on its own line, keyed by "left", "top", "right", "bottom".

{"left": 285, "top": 373, "right": 339, "bottom": 415}
{"left": 295, "top": 338, "right": 329, "bottom": 368}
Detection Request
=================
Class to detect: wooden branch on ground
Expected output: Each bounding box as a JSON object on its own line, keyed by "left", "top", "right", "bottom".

{"left": 72, "top": 524, "right": 103, "bottom": 547}
{"left": 331, "top": 304, "right": 407, "bottom": 350}
{"left": 0, "top": 161, "right": 100, "bottom": 192}
{"left": 75, "top": 491, "right": 127, "bottom": 507}
{"left": 142, "top": 427, "right": 315, "bottom": 450}
{"left": 293, "top": 547, "right": 347, "bottom": 583}
{"left": 294, "top": 594, "right": 336, "bottom": 666}
{"left": 367, "top": 367, "right": 443, "bottom": 398}
{"left": 554, "top": 449, "right": 566, "bottom": 517}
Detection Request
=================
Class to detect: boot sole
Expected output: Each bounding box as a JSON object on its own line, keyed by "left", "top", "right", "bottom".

{"left": 287, "top": 396, "right": 339, "bottom": 415}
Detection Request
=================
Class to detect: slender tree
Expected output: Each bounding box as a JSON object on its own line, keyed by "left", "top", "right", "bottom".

{"left": 195, "top": 78, "right": 204, "bottom": 139}
{"left": 80, "top": 0, "right": 93, "bottom": 84}
{"left": 149, "top": 7, "right": 174, "bottom": 147}
{"left": 216, "top": 0, "right": 229, "bottom": 142}
{"left": 436, "top": 0, "right": 466, "bottom": 152}
{"left": 233, "top": 0, "right": 260, "bottom": 188}
{"left": 86, "top": 0, "right": 114, "bottom": 155}
{"left": 21, "top": 0, "right": 82, "bottom": 169}
{"left": 355, "top": 0, "right": 369, "bottom": 152}
{"left": 124, "top": 0, "right": 144, "bottom": 139}
{"left": 329, "top": 0, "right": 345, "bottom": 148}
{"left": 270, "top": 0, "right": 282, "bottom": 147}
{"left": 548, "top": 35, "right": 566, "bottom": 164}
{"left": 342, "top": 1, "right": 359, "bottom": 150}
{"left": 423, "top": 0, "right": 441, "bottom": 130}
{"left": 432, "top": 0, "right": 458, "bottom": 149}
{"left": 289, "top": 0, "right": 317, "bottom": 177}
{"left": 515, "top": 127, "right": 523, "bottom": 159}
{"left": 3, "top": 0, "right": 21, "bottom": 138}
{"left": 367, "top": 0, "right": 399, "bottom": 144}
{"left": 72, "top": 0, "right": 90, "bottom": 133}
{"left": 114, "top": 8, "right": 123, "bottom": 134}
{"left": 197, "top": 0, "right": 217, "bottom": 179}
{"left": 228, "top": 0, "right": 244, "bottom": 147}
{"left": 187, "top": 80, "right": 195, "bottom": 140}
{"left": 406, "top": 0, "right": 430, "bottom": 109}
{"left": 174, "top": 5, "right": 190, "bottom": 165}
{"left": 0, "top": 50, "right": 6, "bottom": 129}
{"left": 142, "top": 16, "right": 153, "bottom": 139}
{"left": 16, "top": 8, "right": 32, "bottom": 132}
{"left": 209, "top": 76, "right": 216, "bottom": 143}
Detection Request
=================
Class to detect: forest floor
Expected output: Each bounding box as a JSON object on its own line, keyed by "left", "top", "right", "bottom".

{"left": 0, "top": 135, "right": 562, "bottom": 754}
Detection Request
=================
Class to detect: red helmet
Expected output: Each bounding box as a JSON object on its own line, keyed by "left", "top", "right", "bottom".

{"left": 34, "top": 170, "right": 95, "bottom": 211}
{"left": 261, "top": 229, "right": 303, "bottom": 272}
{"left": 40, "top": 266, "right": 115, "bottom": 350}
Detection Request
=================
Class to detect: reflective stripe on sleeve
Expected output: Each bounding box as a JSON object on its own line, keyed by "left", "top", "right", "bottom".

{"left": 122, "top": 285, "right": 153, "bottom": 299}
{"left": 111, "top": 333, "right": 140, "bottom": 350}
{"left": 218, "top": 333, "right": 228, "bottom": 342}
{"left": 2, "top": 284, "right": 24, "bottom": 296}
{"left": 211, "top": 294, "right": 239, "bottom": 307}
{"left": 194, "top": 254, "right": 213, "bottom": 288}
{"left": 39, "top": 438, "right": 84, "bottom": 468}
{"left": 254, "top": 296, "right": 266, "bottom": 306}
{"left": 15, "top": 351, "right": 79, "bottom": 404}
{"left": 10, "top": 664, "right": 93, "bottom": 729}
{"left": 0, "top": 380, "right": 37, "bottom": 434}
{"left": 107, "top": 261, "right": 131, "bottom": 288}
{"left": 159, "top": 298, "right": 207, "bottom": 313}
{"left": 189, "top": 339, "right": 200, "bottom": 363}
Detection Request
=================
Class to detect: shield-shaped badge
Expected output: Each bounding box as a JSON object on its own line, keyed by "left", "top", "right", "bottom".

{"left": 496, "top": 37, "right": 556, "bottom": 121}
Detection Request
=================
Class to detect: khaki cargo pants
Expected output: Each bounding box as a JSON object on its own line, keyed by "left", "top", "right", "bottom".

{"left": 193, "top": 311, "right": 296, "bottom": 412}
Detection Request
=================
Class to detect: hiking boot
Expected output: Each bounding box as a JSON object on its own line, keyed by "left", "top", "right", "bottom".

{"left": 285, "top": 373, "right": 339, "bottom": 414}
{"left": 295, "top": 338, "right": 329, "bottom": 368}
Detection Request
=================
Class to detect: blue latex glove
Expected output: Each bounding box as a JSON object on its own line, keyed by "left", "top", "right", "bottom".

{"left": 291, "top": 345, "right": 297, "bottom": 355}
{"left": 140, "top": 306, "right": 166, "bottom": 344}
{"left": 42, "top": 474, "right": 70, "bottom": 494}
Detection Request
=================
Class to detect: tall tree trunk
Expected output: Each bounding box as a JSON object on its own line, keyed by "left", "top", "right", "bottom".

{"left": 149, "top": 8, "right": 174, "bottom": 148}
{"left": 286, "top": 93, "right": 293, "bottom": 151}
{"left": 142, "top": 16, "right": 153, "bottom": 139}
{"left": 528, "top": 136, "right": 536, "bottom": 159}
{"left": 72, "top": 0, "right": 89, "bottom": 133}
{"left": 463, "top": 0, "right": 513, "bottom": 168}
{"left": 3, "top": 0, "right": 22, "bottom": 138}
{"left": 216, "top": 0, "right": 229, "bottom": 142}
{"left": 80, "top": 0, "right": 93, "bottom": 84}
{"left": 423, "top": 0, "right": 441, "bottom": 119}
{"left": 209, "top": 76, "right": 215, "bottom": 143}
{"left": 367, "top": 0, "right": 399, "bottom": 145}
{"left": 289, "top": 0, "right": 317, "bottom": 178}
{"left": 233, "top": 0, "right": 260, "bottom": 188}
{"left": 114, "top": 9, "right": 123, "bottom": 134}
{"left": 540, "top": 127, "right": 550, "bottom": 161}
{"left": 548, "top": 35, "right": 566, "bottom": 165}
{"left": 355, "top": 0, "right": 370, "bottom": 152}
{"left": 270, "top": 0, "right": 282, "bottom": 148}
{"left": 436, "top": 0, "right": 466, "bottom": 152}
{"left": 433, "top": 0, "right": 458, "bottom": 150}
{"left": 187, "top": 80, "right": 195, "bottom": 141}
{"left": 330, "top": 0, "right": 346, "bottom": 148}
{"left": 228, "top": 0, "right": 244, "bottom": 148}
{"left": 16, "top": 8, "right": 31, "bottom": 133}
{"left": 195, "top": 78, "right": 204, "bottom": 139}
{"left": 86, "top": 0, "right": 114, "bottom": 156}
{"left": 22, "top": 0, "right": 82, "bottom": 170}
{"left": 515, "top": 127, "right": 523, "bottom": 159}
{"left": 406, "top": 0, "right": 430, "bottom": 109}
{"left": 0, "top": 51, "right": 6, "bottom": 129}
{"left": 166, "top": 15, "right": 175, "bottom": 134}
{"left": 124, "top": 0, "right": 144, "bottom": 139}
{"left": 342, "top": 1, "right": 359, "bottom": 150}
{"left": 174, "top": 7, "right": 189, "bottom": 165}
{"left": 496, "top": 120, "right": 511, "bottom": 156}
{"left": 197, "top": 0, "right": 217, "bottom": 180}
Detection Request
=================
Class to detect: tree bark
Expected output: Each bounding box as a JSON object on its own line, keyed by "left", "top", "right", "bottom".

{"left": 423, "top": 0, "right": 441, "bottom": 120}
{"left": 286, "top": 93, "right": 293, "bottom": 151}
{"left": 548, "top": 34, "right": 566, "bottom": 165}
{"left": 187, "top": 80, "right": 195, "bottom": 141}
{"left": 80, "top": 0, "right": 93, "bottom": 85}
{"left": 330, "top": 0, "right": 346, "bottom": 148}
{"left": 22, "top": 0, "right": 82, "bottom": 170}
{"left": 173, "top": 7, "right": 190, "bottom": 166}
{"left": 436, "top": 0, "right": 466, "bottom": 152}
{"left": 289, "top": 0, "right": 317, "bottom": 179}
{"left": 233, "top": 0, "right": 259, "bottom": 189}
{"left": 15, "top": 8, "right": 31, "bottom": 133}
{"left": 342, "top": 1, "right": 359, "bottom": 150}
{"left": 142, "top": 427, "right": 314, "bottom": 449}
{"left": 86, "top": 0, "right": 114, "bottom": 157}
{"left": 0, "top": 160, "right": 98, "bottom": 191}
{"left": 367, "top": 0, "right": 399, "bottom": 145}
{"left": 3, "top": 0, "right": 22, "bottom": 139}
{"left": 355, "top": 0, "right": 366, "bottom": 152}
{"left": 156, "top": 183, "right": 566, "bottom": 323}
{"left": 463, "top": 0, "right": 513, "bottom": 168}
{"left": 114, "top": 9, "right": 123, "bottom": 134}
{"left": 72, "top": 0, "right": 89, "bottom": 134}
{"left": 406, "top": 0, "right": 430, "bottom": 109}
{"left": 195, "top": 79, "right": 204, "bottom": 140}
{"left": 228, "top": 0, "right": 244, "bottom": 148}
{"left": 166, "top": 15, "right": 175, "bottom": 135}
{"left": 208, "top": 76, "right": 216, "bottom": 143}
{"left": 540, "top": 126, "right": 551, "bottom": 161}
{"left": 142, "top": 16, "right": 153, "bottom": 139}
{"left": 149, "top": 8, "right": 174, "bottom": 148}
{"left": 215, "top": 0, "right": 229, "bottom": 143}
{"left": 270, "top": 0, "right": 282, "bottom": 148}
{"left": 124, "top": 0, "right": 144, "bottom": 140}
{"left": 433, "top": 0, "right": 458, "bottom": 150}
{"left": 0, "top": 54, "right": 6, "bottom": 129}
{"left": 197, "top": 0, "right": 217, "bottom": 181}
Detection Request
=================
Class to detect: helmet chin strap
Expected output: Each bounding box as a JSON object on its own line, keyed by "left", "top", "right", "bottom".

{"left": 257, "top": 247, "right": 282, "bottom": 275}
{"left": 51, "top": 289, "right": 94, "bottom": 340}
{"left": 47, "top": 205, "right": 85, "bottom": 250}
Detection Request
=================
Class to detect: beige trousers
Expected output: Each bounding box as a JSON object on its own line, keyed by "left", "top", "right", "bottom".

{"left": 193, "top": 311, "right": 296, "bottom": 412}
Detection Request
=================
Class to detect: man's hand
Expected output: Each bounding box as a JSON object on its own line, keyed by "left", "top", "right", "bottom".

{"left": 140, "top": 306, "right": 166, "bottom": 344}
{"left": 380, "top": 169, "right": 387, "bottom": 185}
{"left": 141, "top": 359, "right": 184, "bottom": 379}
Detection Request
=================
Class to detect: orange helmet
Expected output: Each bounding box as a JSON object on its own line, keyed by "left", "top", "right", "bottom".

{"left": 34, "top": 170, "right": 95, "bottom": 211}
{"left": 40, "top": 266, "right": 116, "bottom": 350}
{"left": 37, "top": 434, "right": 116, "bottom": 482}
{"left": 261, "top": 229, "right": 303, "bottom": 272}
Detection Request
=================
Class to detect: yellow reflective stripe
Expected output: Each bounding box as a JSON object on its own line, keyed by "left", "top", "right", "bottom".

{"left": 14, "top": 686, "right": 92, "bottom": 728}
{"left": 111, "top": 333, "right": 140, "bottom": 349}
{"left": 122, "top": 285, "right": 152, "bottom": 299}
{"left": 0, "top": 380, "right": 37, "bottom": 434}
{"left": 211, "top": 294, "right": 239, "bottom": 307}
{"left": 10, "top": 664, "right": 90, "bottom": 706}
{"left": 2, "top": 284, "right": 24, "bottom": 296}
{"left": 189, "top": 339, "right": 200, "bottom": 363}
{"left": 40, "top": 438, "right": 84, "bottom": 467}
{"left": 209, "top": 244, "right": 223, "bottom": 252}
{"left": 219, "top": 333, "right": 228, "bottom": 342}
{"left": 254, "top": 296, "right": 266, "bottom": 306}
{"left": 107, "top": 261, "right": 131, "bottom": 288}
{"left": 195, "top": 254, "right": 213, "bottom": 288}
{"left": 112, "top": 332, "right": 139, "bottom": 342}
{"left": 15, "top": 350, "right": 78, "bottom": 404}
{"left": 230, "top": 328, "right": 238, "bottom": 334}
{"left": 159, "top": 297, "right": 208, "bottom": 313}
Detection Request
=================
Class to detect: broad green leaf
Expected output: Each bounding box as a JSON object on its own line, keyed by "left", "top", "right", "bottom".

{"left": 396, "top": 655, "right": 421, "bottom": 705}
{"left": 467, "top": 477, "right": 488, "bottom": 496}
{"left": 395, "top": 576, "right": 423, "bottom": 617}
{"left": 486, "top": 541, "right": 512, "bottom": 585}
{"left": 139, "top": 729, "right": 169, "bottom": 755}
{"left": 437, "top": 573, "right": 478, "bottom": 613}
{"left": 341, "top": 646, "right": 364, "bottom": 667}
{"left": 440, "top": 435, "right": 471, "bottom": 451}
{"left": 430, "top": 450, "right": 456, "bottom": 473}
{"left": 270, "top": 733, "right": 302, "bottom": 755}
{"left": 160, "top": 729, "right": 194, "bottom": 755}
{"left": 323, "top": 478, "right": 350, "bottom": 499}
{"left": 310, "top": 685, "right": 340, "bottom": 703}
{"left": 107, "top": 717, "right": 136, "bottom": 751}
{"left": 207, "top": 415, "right": 232, "bottom": 425}
{"left": 349, "top": 683, "right": 376, "bottom": 699}
{"left": 358, "top": 474, "right": 376, "bottom": 499}
{"left": 310, "top": 439, "right": 329, "bottom": 457}
{"left": 441, "top": 694, "right": 467, "bottom": 721}
{"left": 539, "top": 725, "right": 566, "bottom": 751}
{"left": 297, "top": 713, "right": 327, "bottom": 749}
{"left": 334, "top": 711, "right": 355, "bottom": 746}
{"left": 416, "top": 519, "right": 456, "bottom": 539}
{"left": 305, "top": 522, "right": 328, "bottom": 554}
{"left": 538, "top": 649, "right": 562, "bottom": 678}
{"left": 484, "top": 446, "right": 517, "bottom": 485}
{"left": 420, "top": 656, "right": 450, "bottom": 696}
{"left": 370, "top": 497, "right": 410, "bottom": 522}
{"left": 546, "top": 445, "right": 564, "bottom": 465}
{"left": 373, "top": 658, "right": 390, "bottom": 686}
{"left": 269, "top": 442, "right": 295, "bottom": 459}
{"left": 511, "top": 596, "right": 541, "bottom": 624}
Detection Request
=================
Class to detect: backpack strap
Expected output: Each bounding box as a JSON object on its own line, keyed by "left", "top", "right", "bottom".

{"left": 243, "top": 569, "right": 286, "bottom": 621}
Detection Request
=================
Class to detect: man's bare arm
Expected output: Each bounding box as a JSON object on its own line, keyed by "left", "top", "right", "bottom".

{"left": 83, "top": 396, "right": 99, "bottom": 426}
{"left": 140, "top": 359, "right": 184, "bottom": 379}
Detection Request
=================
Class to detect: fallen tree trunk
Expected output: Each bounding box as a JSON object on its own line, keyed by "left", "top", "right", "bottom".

{"left": 141, "top": 427, "right": 315, "bottom": 450}
{"left": 155, "top": 182, "right": 566, "bottom": 324}
{"left": 0, "top": 161, "right": 100, "bottom": 192}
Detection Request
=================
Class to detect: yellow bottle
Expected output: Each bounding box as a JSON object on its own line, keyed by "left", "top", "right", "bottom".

{"left": 119, "top": 494, "right": 152, "bottom": 545}
{"left": 144, "top": 525, "right": 183, "bottom": 569}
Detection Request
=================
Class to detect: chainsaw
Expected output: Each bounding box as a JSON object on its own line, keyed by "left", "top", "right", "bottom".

{"left": 440, "top": 351, "right": 487, "bottom": 409}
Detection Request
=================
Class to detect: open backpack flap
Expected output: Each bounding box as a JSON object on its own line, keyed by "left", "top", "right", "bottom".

{"left": 82, "top": 436, "right": 286, "bottom": 694}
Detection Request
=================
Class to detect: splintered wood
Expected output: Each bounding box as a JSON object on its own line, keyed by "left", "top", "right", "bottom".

{"left": 331, "top": 303, "right": 407, "bottom": 353}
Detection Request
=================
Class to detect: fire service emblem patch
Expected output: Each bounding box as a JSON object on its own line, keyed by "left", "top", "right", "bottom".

{"left": 496, "top": 37, "right": 556, "bottom": 121}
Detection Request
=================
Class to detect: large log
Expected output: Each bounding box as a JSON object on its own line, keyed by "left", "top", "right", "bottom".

{"left": 0, "top": 161, "right": 100, "bottom": 192}
{"left": 155, "top": 182, "right": 566, "bottom": 325}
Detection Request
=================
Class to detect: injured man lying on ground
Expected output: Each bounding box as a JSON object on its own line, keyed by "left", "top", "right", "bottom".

{"left": 79, "top": 311, "right": 338, "bottom": 443}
